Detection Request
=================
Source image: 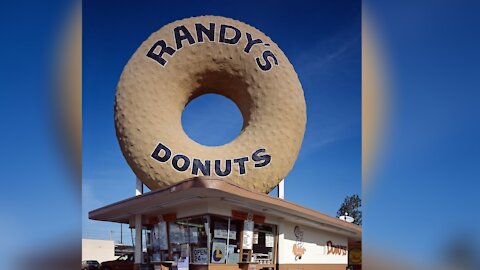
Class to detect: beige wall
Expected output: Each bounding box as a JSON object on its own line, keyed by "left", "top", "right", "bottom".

{"left": 278, "top": 221, "right": 348, "bottom": 265}
{"left": 82, "top": 239, "right": 118, "bottom": 263}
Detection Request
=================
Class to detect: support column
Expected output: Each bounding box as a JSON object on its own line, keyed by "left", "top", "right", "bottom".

{"left": 278, "top": 179, "right": 285, "bottom": 199}
{"left": 134, "top": 178, "right": 143, "bottom": 270}
{"left": 277, "top": 219, "right": 285, "bottom": 265}
{"left": 134, "top": 214, "right": 143, "bottom": 268}
{"left": 136, "top": 177, "right": 143, "bottom": 196}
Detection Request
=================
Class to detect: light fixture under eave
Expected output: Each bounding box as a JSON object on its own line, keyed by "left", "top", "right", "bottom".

{"left": 339, "top": 215, "right": 355, "bottom": 223}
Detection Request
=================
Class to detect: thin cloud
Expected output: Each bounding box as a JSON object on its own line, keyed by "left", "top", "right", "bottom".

{"left": 299, "top": 118, "right": 360, "bottom": 159}
{"left": 293, "top": 26, "right": 360, "bottom": 80}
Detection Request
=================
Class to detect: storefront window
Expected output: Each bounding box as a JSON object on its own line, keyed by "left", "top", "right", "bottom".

{"left": 238, "top": 222, "right": 276, "bottom": 264}
{"left": 251, "top": 224, "right": 276, "bottom": 264}
{"left": 150, "top": 222, "right": 169, "bottom": 262}
{"left": 148, "top": 214, "right": 276, "bottom": 267}
{"left": 169, "top": 220, "right": 189, "bottom": 262}
{"left": 169, "top": 216, "right": 209, "bottom": 264}
{"left": 186, "top": 217, "right": 209, "bottom": 264}
{"left": 210, "top": 216, "right": 242, "bottom": 264}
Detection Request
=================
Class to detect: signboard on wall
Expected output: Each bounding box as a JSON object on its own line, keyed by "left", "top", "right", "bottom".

{"left": 349, "top": 247, "right": 361, "bottom": 265}
{"left": 292, "top": 226, "right": 306, "bottom": 260}
{"left": 232, "top": 210, "right": 265, "bottom": 224}
{"left": 326, "top": 241, "right": 347, "bottom": 256}
{"left": 280, "top": 221, "right": 350, "bottom": 264}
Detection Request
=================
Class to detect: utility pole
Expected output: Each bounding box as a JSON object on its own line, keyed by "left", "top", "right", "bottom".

{"left": 120, "top": 223, "right": 123, "bottom": 244}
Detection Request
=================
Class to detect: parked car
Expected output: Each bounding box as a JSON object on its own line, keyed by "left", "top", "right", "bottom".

{"left": 82, "top": 260, "right": 100, "bottom": 270}
{"left": 99, "top": 253, "right": 134, "bottom": 270}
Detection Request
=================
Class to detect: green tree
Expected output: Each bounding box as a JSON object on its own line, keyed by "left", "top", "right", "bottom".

{"left": 336, "top": 194, "right": 362, "bottom": 226}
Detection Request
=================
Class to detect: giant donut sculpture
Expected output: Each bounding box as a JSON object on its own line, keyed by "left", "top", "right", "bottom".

{"left": 115, "top": 16, "right": 306, "bottom": 193}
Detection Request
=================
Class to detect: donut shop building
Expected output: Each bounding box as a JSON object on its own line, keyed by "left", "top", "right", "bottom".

{"left": 89, "top": 177, "right": 362, "bottom": 270}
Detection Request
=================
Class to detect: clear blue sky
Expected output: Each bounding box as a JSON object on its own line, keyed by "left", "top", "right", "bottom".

{"left": 83, "top": 0, "right": 361, "bottom": 243}
{"left": 0, "top": 0, "right": 79, "bottom": 268}
{"left": 364, "top": 0, "right": 480, "bottom": 266}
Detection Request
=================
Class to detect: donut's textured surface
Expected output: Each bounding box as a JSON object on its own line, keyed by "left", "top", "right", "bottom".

{"left": 115, "top": 16, "right": 306, "bottom": 193}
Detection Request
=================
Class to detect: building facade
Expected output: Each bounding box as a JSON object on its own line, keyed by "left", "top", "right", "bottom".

{"left": 82, "top": 239, "right": 118, "bottom": 263}
{"left": 89, "top": 177, "right": 361, "bottom": 270}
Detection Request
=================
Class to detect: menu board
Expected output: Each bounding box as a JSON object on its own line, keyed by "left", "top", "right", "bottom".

{"left": 242, "top": 220, "right": 254, "bottom": 249}
{"left": 253, "top": 231, "right": 259, "bottom": 244}
{"left": 265, "top": 233, "right": 274, "bottom": 248}
{"left": 193, "top": 247, "right": 208, "bottom": 264}
{"left": 214, "top": 222, "right": 228, "bottom": 239}
{"left": 214, "top": 223, "right": 236, "bottom": 240}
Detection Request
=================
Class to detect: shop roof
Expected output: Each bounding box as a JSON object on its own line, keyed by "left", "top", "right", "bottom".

{"left": 89, "top": 177, "right": 361, "bottom": 240}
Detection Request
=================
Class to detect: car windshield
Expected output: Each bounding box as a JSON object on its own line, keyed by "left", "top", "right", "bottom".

{"left": 87, "top": 261, "right": 98, "bottom": 264}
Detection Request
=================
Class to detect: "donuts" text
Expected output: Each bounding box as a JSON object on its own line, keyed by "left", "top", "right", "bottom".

{"left": 146, "top": 22, "right": 279, "bottom": 71}
{"left": 150, "top": 142, "right": 271, "bottom": 177}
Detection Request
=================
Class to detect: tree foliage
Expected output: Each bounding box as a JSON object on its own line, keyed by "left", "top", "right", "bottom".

{"left": 336, "top": 194, "right": 362, "bottom": 226}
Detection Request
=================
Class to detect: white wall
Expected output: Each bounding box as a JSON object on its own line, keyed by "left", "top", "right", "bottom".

{"left": 82, "top": 239, "right": 118, "bottom": 263}
{"left": 278, "top": 221, "right": 348, "bottom": 264}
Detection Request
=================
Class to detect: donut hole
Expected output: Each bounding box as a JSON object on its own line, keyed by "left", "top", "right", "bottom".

{"left": 181, "top": 94, "right": 243, "bottom": 146}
